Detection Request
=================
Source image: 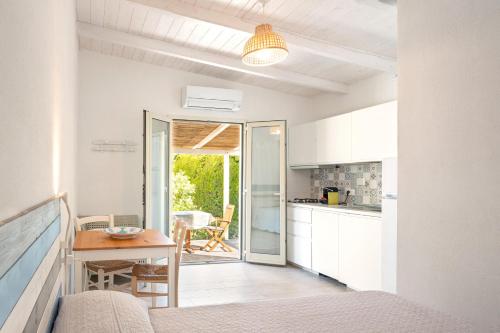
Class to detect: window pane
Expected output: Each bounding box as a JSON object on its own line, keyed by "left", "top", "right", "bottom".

{"left": 250, "top": 126, "right": 281, "bottom": 255}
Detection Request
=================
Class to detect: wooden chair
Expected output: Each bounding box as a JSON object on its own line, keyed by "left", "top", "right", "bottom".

{"left": 75, "top": 215, "right": 135, "bottom": 291}
{"left": 201, "top": 204, "right": 235, "bottom": 252}
{"left": 131, "top": 220, "right": 187, "bottom": 307}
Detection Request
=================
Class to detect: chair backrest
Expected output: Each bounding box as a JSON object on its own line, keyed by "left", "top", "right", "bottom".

{"left": 75, "top": 215, "right": 114, "bottom": 231}
{"left": 172, "top": 220, "right": 187, "bottom": 265}
{"left": 114, "top": 215, "right": 141, "bottom": 228}
{"left": 222, "top": 204, "right": 235, "bottom": 223}
{"left": 171, "top": 220, "right": 187, "bottom": 305}
{"left": 171, "top": 220, "right": 187, "bottom": 287}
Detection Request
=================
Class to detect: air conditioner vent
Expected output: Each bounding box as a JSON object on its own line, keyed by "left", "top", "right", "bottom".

{"left": 181, "top": 86, "right": 243, "bottom": 112}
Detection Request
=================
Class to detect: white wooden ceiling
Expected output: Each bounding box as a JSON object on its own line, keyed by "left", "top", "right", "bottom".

{"left": 77, "top": 0, "right": 397, "bottom": 96}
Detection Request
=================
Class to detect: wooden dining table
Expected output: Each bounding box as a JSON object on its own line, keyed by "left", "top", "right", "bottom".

{"left": 72, "top": 229, "right": 178, "bottom": 307}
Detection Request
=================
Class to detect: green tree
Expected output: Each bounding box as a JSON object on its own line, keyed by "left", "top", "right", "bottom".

{"left": 172, "top": 170, "right": 197, "bottom": 211}
{"left": 173, "top": 154, "right": 240, "bottom": 240}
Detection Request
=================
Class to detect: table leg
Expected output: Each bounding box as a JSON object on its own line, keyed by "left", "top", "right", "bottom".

{"left": 74, "top": 259, "right": 83, "bottom": 293}
{"left": 168, "top": 247, "right": 177, "bottom": 307}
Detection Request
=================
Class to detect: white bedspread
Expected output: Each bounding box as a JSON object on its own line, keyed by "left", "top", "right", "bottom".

{"left": 149, "top": 291, "right": 483, "bottom": 333}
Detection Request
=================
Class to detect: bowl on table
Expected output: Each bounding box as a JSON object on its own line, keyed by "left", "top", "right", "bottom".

{"left": 104, "top": 227, "right": 144, "bottom": 239}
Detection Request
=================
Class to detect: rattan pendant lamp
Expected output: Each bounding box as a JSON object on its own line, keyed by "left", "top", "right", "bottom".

{"left": 242, "top": 0, "right": 288, "bottom": 66}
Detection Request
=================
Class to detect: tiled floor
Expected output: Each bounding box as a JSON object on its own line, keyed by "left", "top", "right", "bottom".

{"left": 148, "top": 262, "right": 349, "bottom": 308}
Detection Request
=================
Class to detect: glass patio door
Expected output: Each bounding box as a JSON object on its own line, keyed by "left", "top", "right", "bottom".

{"left": 144, "top": 111, "right": 170, "bottom": 235}
{"left": 244, "top": 121, "right": 286, "bottom": 265}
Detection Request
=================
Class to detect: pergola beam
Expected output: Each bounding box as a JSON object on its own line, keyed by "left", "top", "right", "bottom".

{"left": 192, "top": 124, "right": 230, "bottom": 150}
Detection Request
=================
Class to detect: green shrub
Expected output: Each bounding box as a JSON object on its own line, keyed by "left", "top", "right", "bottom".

{"left": 172, "top": 170, "right": 197, "bottom": 212}
{"left": 173, "top": 154, "right": 240, "bottom": 240}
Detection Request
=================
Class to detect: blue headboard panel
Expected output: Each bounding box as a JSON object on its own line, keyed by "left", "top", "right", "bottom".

{"left": 0, "top": 198, "right": 61, "bottom": 332}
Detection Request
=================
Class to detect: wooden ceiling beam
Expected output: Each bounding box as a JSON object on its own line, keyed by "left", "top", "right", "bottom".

{"left": 78, "top": 23, "right": 349, "bottom": 94}
{"left": 192, "top": 124, "right": 230, "bottom": 149}
{"left": 129, "top": 0, "right": 396, "bottom": 74}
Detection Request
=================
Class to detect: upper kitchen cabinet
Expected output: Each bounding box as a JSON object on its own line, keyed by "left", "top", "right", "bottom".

{"left": 316, "top": 113, "right": 352, "bottom": 165}
{"left": 351, "top": 101, "right": 397, "bottom": 162}
{"left": 288, "top": 121, "right": 317, "bottom": 167}
{"left": 288, "top": 101, "right": 397, "bottom": 168}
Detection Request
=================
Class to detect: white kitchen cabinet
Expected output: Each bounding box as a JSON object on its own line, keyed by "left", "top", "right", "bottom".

{"left": 286, "top": 207, "right": 312, "bottom": 269}
{"left": 351, "top": 101, "right": 397, "bottom": 162}
{"left": 288, "top": 204, "right": 383, "bottom": 290}
{"left": 288, "top": 101, "right": 397, "bottom": 167}
{"left": 316, "top": 113, "right": 352, "bottom": 165}
{"left": 311, "top": 210, "right": 340, "bottom": 279}
{"left": 288, "top": 122, "right": 317, "bottom": 166}
{"left": 287, "top": 234, "right": 311, "bottom": 269}
{"left": 339, "top": 214, "right": 382, "bottom": 290}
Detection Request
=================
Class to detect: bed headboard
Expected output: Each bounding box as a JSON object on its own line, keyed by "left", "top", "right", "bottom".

{"left": 0, "top": 197, "right": 64, "bottom": 333}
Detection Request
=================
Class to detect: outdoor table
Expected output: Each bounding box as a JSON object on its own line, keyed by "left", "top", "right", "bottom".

{"left": 172, "top": 211, "right": 213, "bottom": 253}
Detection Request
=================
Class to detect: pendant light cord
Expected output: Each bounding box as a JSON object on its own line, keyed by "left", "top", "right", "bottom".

{"left": 260, "top": 0, "right": 268, "bottom": 17}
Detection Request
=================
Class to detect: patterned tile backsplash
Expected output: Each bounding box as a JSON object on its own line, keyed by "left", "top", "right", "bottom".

{"left": 310, "top": 162, "right": 382, "bottom": 205}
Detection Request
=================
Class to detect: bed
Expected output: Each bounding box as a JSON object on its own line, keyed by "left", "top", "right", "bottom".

{"left": 52, "top": 290, "right": 486, "bottom": 333}
{"left": 0, "top": 197, "right": 491, "bottom": 333}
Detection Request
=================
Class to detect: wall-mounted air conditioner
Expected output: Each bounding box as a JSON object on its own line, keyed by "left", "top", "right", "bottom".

{"left": 181, "top": 86, "right": 243, "bottom": 112}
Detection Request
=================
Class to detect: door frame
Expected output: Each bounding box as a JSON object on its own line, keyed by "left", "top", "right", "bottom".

{"left": 144, "top": 113, "right": 288, "bottom": 265}
{"left": 170, "top": 117, "right": 245, "bottom": 261}
{"left": 244, "top": 120, "right": 287, "bottom": 266}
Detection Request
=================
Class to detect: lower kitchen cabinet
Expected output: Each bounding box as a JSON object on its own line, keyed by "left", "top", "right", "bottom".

{"left": 288, "top": 204, "right": 382, "bottom": 291}
{"left": 311, "top": 210, "right": 340, "bottom": 279}
{"left": 287, "top": 207, "right": 312, "bottom": 269}
{"left": 287, "top": 233, "right": 311, "bottom": 269}
{"left": 339, "top": 214, "right": 382, "bottom": 290}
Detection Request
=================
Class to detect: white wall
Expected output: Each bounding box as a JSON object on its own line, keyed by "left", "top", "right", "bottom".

{"left": 78, "top": 51, "right": 314, "bottom": 216}
{"left": 398, "top": 0, "right": 500, "bottom": 329}
{"left": 312, "top": 73, "right": 397, "bottom": 119}
{"left": 0, "top": 0, "right": 78, "bottom": 221}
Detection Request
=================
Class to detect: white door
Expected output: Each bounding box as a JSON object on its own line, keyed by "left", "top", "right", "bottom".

{"left": 144, "top": 111, "right": 171, "bottom": 235}
{"left": 245, "top": 121, "right": 286, "bottom": 265}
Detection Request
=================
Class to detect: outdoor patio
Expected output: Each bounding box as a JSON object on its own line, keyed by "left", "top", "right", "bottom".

{"left": 181, "top": 239, "right": 240, "bottom": 264}
{"left": 172, "top": 120, "right": 242, "bottom": 265}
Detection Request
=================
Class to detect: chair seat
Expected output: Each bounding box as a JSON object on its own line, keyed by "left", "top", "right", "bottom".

{"left": 132, "top": 264, "right": 169, "bottom": 281}
{"left": 86, "top": 260, "right": 134, "bottom": 273}
{"left": 204, "top": 225, "right": 224, "bottom": 231}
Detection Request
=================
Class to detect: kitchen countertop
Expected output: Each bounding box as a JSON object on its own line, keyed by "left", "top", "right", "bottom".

{"left": 287, "top": 202, "right": 382, "bottom": 218}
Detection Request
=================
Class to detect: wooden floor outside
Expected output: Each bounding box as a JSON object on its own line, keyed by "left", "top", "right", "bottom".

{"left": 181, "top": 239, "right": 240, "bottom": 264}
